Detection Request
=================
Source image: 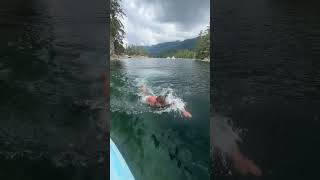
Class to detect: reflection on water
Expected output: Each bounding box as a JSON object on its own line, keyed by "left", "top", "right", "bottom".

{"left": 212, "top": 0, "right": 320, "bottom": 179}
{"left": 111, "top": 58, "right": 210, "bottom": 180}
{"left": 0, "top": 0, "right": 107, "bottom": 179}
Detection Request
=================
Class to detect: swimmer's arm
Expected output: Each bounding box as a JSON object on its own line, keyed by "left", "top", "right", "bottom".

{"left": 139, "top": 85, "right": 149, "bottom": 96}
{"left": 181, "top": 109, "right": 192, "bottom": 118}
{"left": 169, "top": 102, "right": 192, "bottom": 118}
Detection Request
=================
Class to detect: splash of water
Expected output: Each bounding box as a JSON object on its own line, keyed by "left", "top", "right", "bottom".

{"left": 211, "top": 115, "right": 243, "bottom": 154}
{"left": 211, "top": 114, "right": 246, "bottom": 172}
{"left": 135, "top": 78, "right": 187, "bottom": 117}
{"left": 155, "top": 88, "right": 187, "bottom": 115}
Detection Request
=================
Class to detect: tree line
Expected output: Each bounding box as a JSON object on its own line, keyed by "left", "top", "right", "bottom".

{"left": 125, "top": 45, "right": 148, "bottom": 56}
{"left": 175, "top": 26, "right": 210, "bottom": 60}
{"left": 157, "top": 26, "right": 210, "bottom": 60}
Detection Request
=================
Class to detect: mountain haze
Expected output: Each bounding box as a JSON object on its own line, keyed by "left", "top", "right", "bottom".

{"left": 143, "top": 37, "right": 198, "bottom": 57}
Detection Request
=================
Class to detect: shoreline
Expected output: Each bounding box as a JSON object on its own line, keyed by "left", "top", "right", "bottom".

{"left": 200, "top": 58, "right": 210, "bottom": 62}
{"left": 111, "top": 55, "right": 210, "bottom": 62}
{"left": 111, "top": 54, "right": 149, "bottom": 61}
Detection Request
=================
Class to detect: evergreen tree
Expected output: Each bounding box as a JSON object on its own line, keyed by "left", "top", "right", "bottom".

{"left": 195, "top": 26, "right": 210, "bottom": 60}
{"left": 111, "top": 0, "right": 125, "bottom": 55}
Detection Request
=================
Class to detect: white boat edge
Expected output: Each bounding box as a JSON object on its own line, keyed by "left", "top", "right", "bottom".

{"left": 110, "top": 138, "right": 135, "bottom": 180}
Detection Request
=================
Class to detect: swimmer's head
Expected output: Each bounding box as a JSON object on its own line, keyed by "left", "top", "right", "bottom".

{"left": 156, "top": 96, "right": 166, "bottom": 106}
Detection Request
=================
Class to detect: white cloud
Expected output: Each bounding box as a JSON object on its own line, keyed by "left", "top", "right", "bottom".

{"left": 121, "top": 0, "right": 210, "bottom": 46}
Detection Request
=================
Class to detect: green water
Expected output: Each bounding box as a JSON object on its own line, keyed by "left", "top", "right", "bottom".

{"left": 110, "top": 58, "right": 210, "bottom": 180}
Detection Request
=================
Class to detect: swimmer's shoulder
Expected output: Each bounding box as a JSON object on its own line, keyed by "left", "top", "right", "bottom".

{"left": 143, "top": 95, "right": 155, "bottom": 104}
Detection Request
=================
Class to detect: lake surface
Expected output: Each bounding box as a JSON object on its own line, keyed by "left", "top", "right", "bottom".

{"left": 212, "top": 0, "right": 320, "bottom": 179}
{"left": 110, "top": 58, "right": 210, "bottom": 180}
{"left": 0, "top": 0, "right": 107, "bottom": 179}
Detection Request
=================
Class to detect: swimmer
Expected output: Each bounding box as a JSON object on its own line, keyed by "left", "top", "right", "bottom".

{"left": 139, "top": 85, "right": 192, "bottom": 118}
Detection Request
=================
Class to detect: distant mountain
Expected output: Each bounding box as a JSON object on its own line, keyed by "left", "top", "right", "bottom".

{"left": 144, "top": 37, "right": 198, "bottom": 57}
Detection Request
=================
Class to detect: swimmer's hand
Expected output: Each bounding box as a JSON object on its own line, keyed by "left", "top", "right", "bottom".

{"left": 140, "top": 85, "right": 150, "bottom": 96}
{"left": 182, "top": 111, "right": 192, "bottom": 118}
{"left": 231, "top": 149, "right": 262, "bottom": 176}
{"left": 139, "top": 85, "right": 146, "bottom": 92}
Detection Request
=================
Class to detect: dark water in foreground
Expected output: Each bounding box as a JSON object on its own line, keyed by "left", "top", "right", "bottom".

{"left": 111, "top": 58, "right": 210, "bottom": 180}
{"left": 0, "top": 0, "right": 107, "bottom": 179}
{"left": 212, "top": 0, "right": 320, "bottom": 179}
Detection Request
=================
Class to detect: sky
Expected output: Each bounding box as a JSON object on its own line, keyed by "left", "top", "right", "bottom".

{"left": 120, "top": 0, "right": 210, "bottom": 46}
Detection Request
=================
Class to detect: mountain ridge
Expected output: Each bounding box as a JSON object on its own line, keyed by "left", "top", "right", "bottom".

{"left": 143, "top": 37, "right": 198, "bottom": 57}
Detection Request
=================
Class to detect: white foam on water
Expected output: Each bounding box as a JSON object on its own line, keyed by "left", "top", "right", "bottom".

{"left": 211, "top": 114, "right": 247, "bottom": 173}
{"left": 211, "top": 115, "right": 242, "bottom": 154}
{"left": 157, "top": 87, "right": 186, "bottom": 114}
{"left": 135, "top": 82, "right": 187, "bottom": 116}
